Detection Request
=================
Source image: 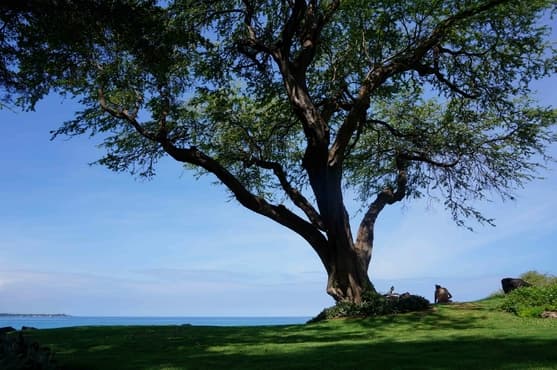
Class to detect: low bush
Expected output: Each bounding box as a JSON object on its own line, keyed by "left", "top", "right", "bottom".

{"left": 308, "top": 293, "right": 431, "bottom": 323}
{"left": 390, "top": 294, "right": 432, "bottom": 313}
{"left": 519, "top": 270, "right": 557, "bottom": 287}
{"left": 501, "top": 284, "right": 557, "bottom": 318}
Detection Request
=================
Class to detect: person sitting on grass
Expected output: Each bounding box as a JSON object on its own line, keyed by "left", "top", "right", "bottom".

{"left": 434, "top": 284, "right": 453, "bottom": 304}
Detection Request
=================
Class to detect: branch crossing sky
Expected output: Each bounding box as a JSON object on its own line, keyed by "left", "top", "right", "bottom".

{"left": 0, "top": 18, "right": 556, "bottom": 316}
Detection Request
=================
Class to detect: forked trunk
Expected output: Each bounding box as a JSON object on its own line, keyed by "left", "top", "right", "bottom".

{"left": 323, "top": 239, "right": 375, "bottom": 303}
{"left": 323, "top": 166, "right": 407, "bottom": 303}
{"left": 302, "top": 162, "right": 379, "bottom": 304}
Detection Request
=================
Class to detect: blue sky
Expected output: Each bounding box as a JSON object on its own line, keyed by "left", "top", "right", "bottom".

{"left": 1, "top": 31, "right": 556, "bottom": 318}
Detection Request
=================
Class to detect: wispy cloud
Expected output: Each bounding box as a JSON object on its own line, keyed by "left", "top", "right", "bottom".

{"left": 0, "top": 268, "right": 330, "bottom": 316}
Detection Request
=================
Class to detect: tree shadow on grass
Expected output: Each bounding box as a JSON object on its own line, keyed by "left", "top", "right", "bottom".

{"left": 353, "top": 308, "right": 488, "bottom": 331}
{"left": 48, "top": 335, "right": 557, "bottom": 370}
{"left": 26, "top": 310, "right": 557, "bottom": 370}
{"left": 196, "top": 337, "right": 557, "bottom": 370}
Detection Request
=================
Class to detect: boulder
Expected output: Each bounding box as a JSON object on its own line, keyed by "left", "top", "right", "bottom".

{"left": 501, "top": 278, "right": 531, "bottom": 294}
{"left": 541, "top": 311, "right": 557, "bottom": 319}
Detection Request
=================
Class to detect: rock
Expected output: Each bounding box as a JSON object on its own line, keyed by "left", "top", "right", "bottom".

{"left": 501, "top": 278, "right": 531, "bottom": 294}
{"left": 541, "top": 311, "right": 557, "bottom": 319}
{"left": 0, "top": 326, "right": 16, "bottom": 334}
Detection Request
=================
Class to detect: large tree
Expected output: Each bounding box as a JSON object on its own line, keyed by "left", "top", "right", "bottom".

{"left": 1, "top": 0, "right": 556, "bottom": 302}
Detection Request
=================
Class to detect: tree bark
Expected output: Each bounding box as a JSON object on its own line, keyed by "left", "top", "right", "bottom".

{"left": 324, "top": 237, "right": 375, "bottom": 303}
{"left": 309, "top": 164, "right": 378, "bottom": 303}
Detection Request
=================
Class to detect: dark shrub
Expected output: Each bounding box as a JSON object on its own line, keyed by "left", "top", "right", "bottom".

{"left": 0, "top": 331, "right": 58, "bottom": 370}
{"left": 308, "top": 292, "right": 431, "bottom": 323}
{"left": 390, "top": 294, "right": 431, "bottom": 313}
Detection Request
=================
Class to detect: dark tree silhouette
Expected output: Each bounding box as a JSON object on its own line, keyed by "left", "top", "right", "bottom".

{"left": 1, "top": 0, "right": 555, "bottom": 302}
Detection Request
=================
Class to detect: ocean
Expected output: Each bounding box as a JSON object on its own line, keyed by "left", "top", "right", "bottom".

{"left": 0, "top": 316, "right": 311, "bottom": 330}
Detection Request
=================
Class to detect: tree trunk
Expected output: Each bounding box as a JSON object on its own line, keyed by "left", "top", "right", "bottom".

{"left": 301, "top": 158, "right": 379, "bottom": 303}
{"left": 324, "top": 239, "right": 375, "bottom": 303}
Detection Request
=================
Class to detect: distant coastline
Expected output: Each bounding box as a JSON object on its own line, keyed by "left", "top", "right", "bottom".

{"left": 0, "top": 316, "right": 309, "bottom": 329}
{"left": 0, "top": 313, "right": 70, "bottom": 317}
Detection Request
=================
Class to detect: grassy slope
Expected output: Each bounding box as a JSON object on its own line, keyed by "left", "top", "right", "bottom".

{"left": 23, "top": 297, "right": 557, "bottom": 370}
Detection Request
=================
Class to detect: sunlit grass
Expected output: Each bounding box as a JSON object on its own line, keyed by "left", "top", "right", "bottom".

{"left": 23, "top": 298, "right": 557, "bottom": 369}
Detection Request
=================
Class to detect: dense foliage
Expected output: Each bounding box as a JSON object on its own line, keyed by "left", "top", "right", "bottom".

{"left": 1, "top": 1, "right": 556, "bottom": 302}
{"left": 501, "top": 284, "right": 557, "bottom": 317}
{"left": 308, "top": 293, "right": 431, "bottom": 322}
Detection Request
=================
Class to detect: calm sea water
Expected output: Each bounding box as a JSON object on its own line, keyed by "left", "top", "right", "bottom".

{"left": 1, "top": 316, "right": 310, "bottom": 330}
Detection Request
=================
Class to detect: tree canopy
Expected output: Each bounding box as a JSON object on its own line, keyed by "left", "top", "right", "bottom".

{"left": 1, "top": 0, "right": 556, "bottom": 302}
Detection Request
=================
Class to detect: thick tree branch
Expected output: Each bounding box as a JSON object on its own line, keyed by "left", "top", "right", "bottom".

{"left": 278, "top": 0, "right": 307, "bottom": 52}
{"left": 237, "top": 1, "right": 331, "bottom": 174}
{"left": 272, "top": 0, "right": 341, "bottom": 140}
{"left": 159, "top": 140, "right": 329, "bottom": 255}
{"left": 318, "top": 85, "right": 354, "bottom": 124}
{"left": 246, "top": 156, "right": 326, "bottom": 231}
{"left": 328, "top": 85, "right": 370, "bottom": 167}
{"left": 328, "top": 0, "right": 508, "bottom": 168}
{"left": 99, "top": 84, "right": 329, "bottom": 256}
{"left": 291, "top": 0, "right": 340, "bottom": 71}
{"left": 271, "top": 49, "right": 330, "bottom": 216}
{"left": 354, "top": 162, "right": 408, "bottom": 270}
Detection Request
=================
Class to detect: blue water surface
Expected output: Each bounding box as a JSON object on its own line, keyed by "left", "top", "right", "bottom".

{"left": 0, "top": 316, "right": 310, "bottom": 330}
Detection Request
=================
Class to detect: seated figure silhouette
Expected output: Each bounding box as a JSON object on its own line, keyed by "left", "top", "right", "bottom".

{"left": 434, "top": 284, "right": 452, "bottom": 304}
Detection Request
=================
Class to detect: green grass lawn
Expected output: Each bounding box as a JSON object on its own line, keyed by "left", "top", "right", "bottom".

{"left": 21, "top": 297, "right": 557, "bottom": 370}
